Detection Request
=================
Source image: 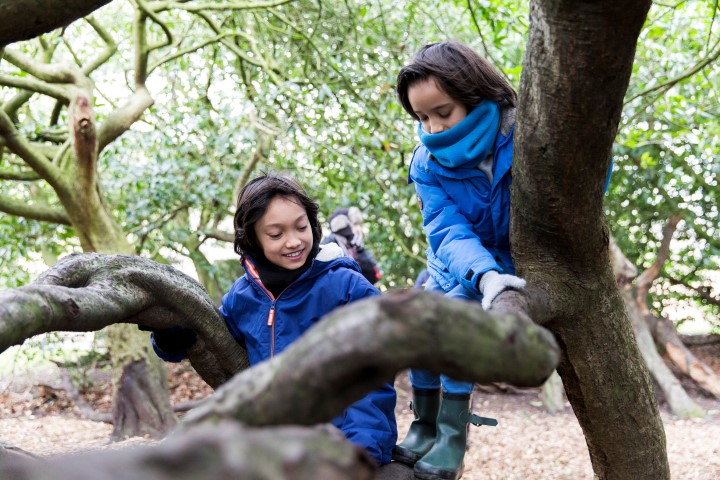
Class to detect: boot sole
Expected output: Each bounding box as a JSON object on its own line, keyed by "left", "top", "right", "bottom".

{"left": 391, "top": 446, "right": 424, "bottom": 466}
{"left": 414, "top": 463, "right": 464, "bottom": 480}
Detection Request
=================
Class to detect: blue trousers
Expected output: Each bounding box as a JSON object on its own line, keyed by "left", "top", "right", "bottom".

{"left": 409, "top": 275, "right": 481, "bottom": 395}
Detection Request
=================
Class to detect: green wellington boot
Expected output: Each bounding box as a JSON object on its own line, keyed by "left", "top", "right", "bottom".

{"left": 414, "top": 392, "right": 497, "bottom": 480}
{"left": 392, "top": 388, "right": 441, "bottom": 466}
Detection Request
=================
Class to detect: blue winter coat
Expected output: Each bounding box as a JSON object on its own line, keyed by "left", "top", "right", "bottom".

{"left": 409, "top": 120, "right": 516, "bottom": 294}
{"left": 155, "top": 245, "right": 398, "bottom": 465}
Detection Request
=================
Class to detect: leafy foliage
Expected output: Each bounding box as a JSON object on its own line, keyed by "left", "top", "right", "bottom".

{"left": 0, "top": 0, "right": 717, "bottom": 326}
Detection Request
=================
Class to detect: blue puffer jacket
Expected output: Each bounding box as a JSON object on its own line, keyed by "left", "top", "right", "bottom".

{"left": 206, "top": 245, "right": 395, "bottom": 465}
{"left": 409, "top": 119, "right": 516, "bottom": 294}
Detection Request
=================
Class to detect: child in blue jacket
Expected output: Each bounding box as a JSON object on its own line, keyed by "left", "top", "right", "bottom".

{"left": 151, "top": 172, "right": 397, "bottom": 465}
{"left": 393, "top": 41, "right": 526, "bottom": 480}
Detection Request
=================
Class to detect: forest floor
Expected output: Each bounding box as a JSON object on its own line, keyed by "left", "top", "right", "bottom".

{"left": 1, "top": 342, "right": 720, "bottom": 479}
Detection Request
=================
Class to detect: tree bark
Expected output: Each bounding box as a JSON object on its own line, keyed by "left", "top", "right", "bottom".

{"left": 0, "top": 423, "right": 376, "bottom": 480}
{"left": 0, "top": 0, "right": 112, "bottom": 46}
{"left": 0, "top": 254, "right": 559, "bottom": 479}
{"left": 514, "top": 1, "right": 669, "bottom": 478}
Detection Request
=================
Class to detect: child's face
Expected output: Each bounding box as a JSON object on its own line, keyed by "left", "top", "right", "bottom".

{"left": 407, "top": 77, "right": 468, "bottom": 134}
{"left": 254, "top": 195, "right": 313, "bottom": 270}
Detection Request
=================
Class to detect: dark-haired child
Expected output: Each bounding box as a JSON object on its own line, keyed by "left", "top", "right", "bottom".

{"left": 394, "top": 41, "right": 526, "bottom": 480}
{"left": 152, "top": 172, "right": 397, "bottom": 465}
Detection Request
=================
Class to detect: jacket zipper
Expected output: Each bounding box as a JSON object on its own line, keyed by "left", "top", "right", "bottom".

{"left": 244, "top": 256, "right": 316, "bottom": 360}
{"left": 268, "top": 301, "right": 276, "bottom": 357}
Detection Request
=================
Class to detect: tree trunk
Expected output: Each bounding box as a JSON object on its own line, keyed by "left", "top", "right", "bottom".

{"left": 514, "top": 1, "right": 669, "bottom": 478}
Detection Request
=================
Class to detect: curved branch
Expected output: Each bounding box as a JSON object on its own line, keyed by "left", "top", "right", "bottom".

{"left": 97, "top": 86, "right": 154, "bottom": 153}
{"left": 182, "top": 288, "right": 559, "bottom": 429}
{"left": 156, "top": 0, "right": 298, "bottom": 12}
{"left": 667, "top": 275, "right": 720, "bottom": 307}
{"left": 0, "top": 169, "right": 40, "bottom": 181}
{"left": 0, "top": 109, "right": 64, "bottom": 186}
{"left": 0, "top": 253, "right": 249, "bottom": 388}
{"left": 2, "top": 91, "right": 34, "bottom": 120}
{"left": 0, "top": 422, "right": 374, "bottom": 480}
{"left": 0, "top": 193, "right": 71, "bottom": 224}
{"left": 0, "top": 73, "right": 72, "bottom": 102}
{"left": 80, "top": 17, "right": 118, "bottom": 75}
{"left": 625, "top": 40, "right": 720, "bottom": 104}
{"left": 1, "top": 47, "right": 80, "bottom": 85}
{"left": 135, "top": 0, "right": 174, "bottom": 51}
{"left": 634, "top": 214, "right": 682, "bottom": 312}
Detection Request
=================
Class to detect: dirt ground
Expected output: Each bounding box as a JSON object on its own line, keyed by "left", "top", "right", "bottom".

{"left": 2, "top": 345, "right": 720, "bottom": 480}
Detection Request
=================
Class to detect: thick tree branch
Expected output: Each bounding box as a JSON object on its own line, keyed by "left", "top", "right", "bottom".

{"left": 0, "top": 193, "right": 71, "bottom": 224}
{"left": 1, "top": 47, "right": 80, "bottom": 84}
{"left": 97, "top": 86, "right": 154, "bottom": 153}
{"left": 0, "top": 109, "right": 64, "bottom": 187}
{"left": 203, "top": 229, "right": 234, "bottom": 243}
{"left": 70, "top": 95, "right": 98, "bottom": 190}
{"left": 0, "top": 253, "right": 248, "bottom": 388}
{"left": 0, "top": 0, "right": 112, "bottom": 47}
{"left": 0, "top": 169, "right": 40, "bottom": 181}
{"left": 0, "top": 74, "right": 72, "bottom": 102}
{"left": 182, "top": 288, "right": 559, "bottom": 429}
{"left": 0, "top": 422, "right": 375, "bottom": 480}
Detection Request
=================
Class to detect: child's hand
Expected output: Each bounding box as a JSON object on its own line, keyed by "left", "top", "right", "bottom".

{"left": 152, "top": 326, "right": 197, "bottom": 354}
{"left": 478, "top": 270, "right": 526, "bottom": 310}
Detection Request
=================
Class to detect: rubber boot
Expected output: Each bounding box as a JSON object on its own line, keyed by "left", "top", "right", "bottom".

{"left": 413, "top": 392, "right": 471, "bottom": 480}
{"left": 392, "top": 388, "right": 440, "bottom": 466}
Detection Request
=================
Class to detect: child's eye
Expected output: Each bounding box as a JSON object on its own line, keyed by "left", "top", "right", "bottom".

{"left": 298, "top": 225, "right": 308, "bottom": 231}
{"left": 269, "top": 233, "right": 282, "bottom": 239}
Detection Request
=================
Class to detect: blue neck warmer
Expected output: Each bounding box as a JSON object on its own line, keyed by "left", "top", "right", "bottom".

{"left": 417, "top": 100, "right": 500, "bottom": 169}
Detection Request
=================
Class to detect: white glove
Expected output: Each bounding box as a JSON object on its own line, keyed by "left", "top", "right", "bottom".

{"left": 478, "top": 270, "right": 526, "bottom": 310}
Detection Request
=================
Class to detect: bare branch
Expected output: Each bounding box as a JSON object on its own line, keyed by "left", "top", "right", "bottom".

{"left": 135, "top": 0, "right": 174, "bottom": 51}
{"left": 1, "top": 47, "right": 80, "bottom": 84}
{"left": 155, "top": 0, "right": 298, "bottom": 12}
{"left": 625, "top": 40, "right": 720, "bottom": 104}
{"left": 80, "top": 16, "right": 118, "bottom": 75}
{"left": 97, "top": 86, "right": 154, "bottom": 153}
{"left": 0, "top": 193, "right": 71, "bottom": 224}
{"left": 182, "top": 288, "right": 559, "bottom": 429}
{"left": 203, "top": 229, "right": 234, "bottom": 243}
{"left": 0, "top": 168, "right": 40, "bottom": 181}
{"left": 0, "top": 73, "right": 72, "bottom": 102}
{"left": 0, "top": 109, "right": 63, "bottom": 185}
{"left": 0, "top": 422, "right": 374, "bottom": 480}
{"left": 635, "top": 214, "right": 682, "bottom": 312}
{"left": 0, "top": 253, "right": 248, "bottom": 388}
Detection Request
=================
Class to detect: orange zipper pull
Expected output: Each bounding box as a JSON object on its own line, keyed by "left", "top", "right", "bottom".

{"left": 267, "top": 307, "right": 275, "bottom": 326}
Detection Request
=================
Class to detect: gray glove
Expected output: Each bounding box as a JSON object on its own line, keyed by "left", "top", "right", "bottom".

{"left": 478, "top": 270, "right": 526, "bottom": 310}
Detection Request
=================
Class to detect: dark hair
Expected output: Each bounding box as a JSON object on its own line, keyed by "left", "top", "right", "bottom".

{"left": 233, "top": 172, "right": 322, "bottom": 258}
{"left": 396, "top": 41, "right": 517, "bottom": 120}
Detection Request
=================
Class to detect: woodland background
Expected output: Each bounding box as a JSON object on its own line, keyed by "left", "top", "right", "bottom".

{"left": 0, "top": 0, "right": 719, "bottom": 479}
